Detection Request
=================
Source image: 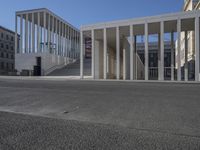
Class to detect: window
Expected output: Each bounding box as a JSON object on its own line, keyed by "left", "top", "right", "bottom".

{"left": 6, "top": 35, "right": 9, "bottom": 40}
{"left": 1, "top": 62, "right": 4, "bottom": 69}
{"left": 11, "top": 64, "right": 14, "bottom": 70}
{"left": 6, "top": 53, "right": 9, "bottom": 58}
{"left": 11, "top": 46, "right": 14, "bottom": 51}
{"left": 11, "top": 54, "right": 14, "bottom": 59}
{"left": 1, "top": 33, "right": 3, "bottom": 38}
{"left": 11, "top": 36, "right": 14, "bottom": 41}
{"left": 1, "top": 52, "right": 3, "bottom": 58}
{"left": 6, "top": 63, "right": 9, "bottom": 69}
{"left": 6, "top": 45, "right": 8, "bottom": 49}
{"left": 1, "top": 43, "right": 3, "bottom": 48}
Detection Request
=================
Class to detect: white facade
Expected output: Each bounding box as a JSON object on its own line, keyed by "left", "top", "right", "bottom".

{"left": 80, "top": 10, "right": 200, "bottom": 81}
{"left": 15, "top": 8, "right": 80, "bottom": 75}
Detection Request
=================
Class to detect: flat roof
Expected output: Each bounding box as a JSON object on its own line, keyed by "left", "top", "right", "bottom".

{"left": 81, "top": 10, "right": 200, "bottom": 31}
{"left": 16, "top": 8, "right": 79, "bottom": 32}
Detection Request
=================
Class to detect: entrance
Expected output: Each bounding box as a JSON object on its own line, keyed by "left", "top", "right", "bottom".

{"left": 33, "top": 57, "right": 41, "bottom": 76}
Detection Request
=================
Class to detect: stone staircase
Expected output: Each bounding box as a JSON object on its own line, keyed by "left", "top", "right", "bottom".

{"left": 47, "top": 58, "right": 91, "bottom": 76}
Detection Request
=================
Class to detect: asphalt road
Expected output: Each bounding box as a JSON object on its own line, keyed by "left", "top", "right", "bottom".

{"left": 0, "top": 78, "right": 200, "bottom": 149}
{"left": 0, "top": 111, "right": 200, "bottom": 150}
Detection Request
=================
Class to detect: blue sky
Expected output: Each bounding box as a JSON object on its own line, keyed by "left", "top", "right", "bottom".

{"left": 0, "top": 0, "right": 183, "bottom": 31}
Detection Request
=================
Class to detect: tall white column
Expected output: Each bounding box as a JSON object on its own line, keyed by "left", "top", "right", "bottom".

{"left": 103, "top": 28, "right": 107, "bottom": 79}
{"left": 80, "top": 31, "right": 84, "bottom": 79}
{"left": 130, "top": 25, "right": 134, "bottom": 80}
{"left": 67, "top": 26, "right": 69, "bottom": 57}
{"left": 123, "top": 37, "right": 126, "bottom": 80}
{"left": 76, "top": 32, "right": 79, "bottom": 57}
{"left": 32, "top": 13, "right": 35, "bottom": 53}
{"left": 76, "top": 31, "right": 78, "bottom": 58}
{"left": 25, "top": 13, "right": 28, "bottom": 53}
{"left": 72, "top": 29, "right": 75, "bottom": 59}
{"left": 195, "top": 16, "right": 200, "bottom": 81}
{"left": 116, "top": 26, "right": 120, "bottom": 80}
{"left": 20, "top": 14, "right": 23, "bottom": 54}
{"left": 61, "top": 22, "right": 63, "bottom": 56}
{"left": 92, "top": 29, "right": 95, "bottom": 79}
{"left": 43, "top": 12, "right": 46, "bottom": 52}
{"left": 123, "top": 49, "right": 126, "bottom": 80}
{"left": 159, "top": 21, "right": 164, "bottom": 81}
{"left": 171, "top": 32, "right": 174, "bottom": 81}
{"left": 78, "top": 33, "right": 80, "bottom": 58}
{"left": 65, "top": 25, "right": 67, "bottom": 57}
{"left": 145, "top": 22, "right": 149, "bottom": 80}
{"left": 29, "top": 18, "right": 31, "bottom": 53}
{"left": 66, "top": 27, "right": 67, "bottom": 57}
{"left": 55, "top": 19, "right": 58, "bottom": 55}
{"left": 59, "top": 21, "right": 61, "bottom": 55}
{"left": 37, "top": 12, "right": 40, "bottom": 52}
{"left": 185, "top": 31, "right": 188, "bottom": 81}
{"left": 72, "top": 30, "right": 75, "bottom": 59}
{"left": 69, "top": 28, "right": 72, "bottom": 58}
{"left": 71, "top": 29, "right": 73, "bottom": 58}
{"left": 62, "top": 22, "right": 64, "bottom": 56}
{"left": 48, "top": 14, "right": 50, "bottom": 53}
{"left": 134, "top": 36, "right": 137, "bottom": 80}
{"left": 50, "top": 16, "right": 52, "bottom": 54}
{"left": 52, "top": 17, "right": 55, "bottom": 54}
{"left": 69, "top": 27, "right": 71, "bottom": 57}
{"left": 177, "top": 19, "right": 181, "bottom": 81}
{"left": 74, "top": 30, "right": 76, "bottom": 58}
{"left": 15, "top": 14, "right": 18, "bottom": 54}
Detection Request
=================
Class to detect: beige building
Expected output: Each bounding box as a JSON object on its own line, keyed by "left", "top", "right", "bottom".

{"left": 0, "top": 26, "right": 18, "bottom": 75}
{"left": 178, "top": 0, "right": 200, "bottom": 80}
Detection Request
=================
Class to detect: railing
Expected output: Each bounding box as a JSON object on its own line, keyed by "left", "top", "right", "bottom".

{"left": 148, "top": 67, "right": 175, "bottom": 80}
{"left": 149, "top": 67, "right": 158, "bottom": 78}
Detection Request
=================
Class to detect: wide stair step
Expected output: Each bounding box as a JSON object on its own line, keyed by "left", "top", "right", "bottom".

{"left": 47, "top": 59, "right": 91, "bottom": 76}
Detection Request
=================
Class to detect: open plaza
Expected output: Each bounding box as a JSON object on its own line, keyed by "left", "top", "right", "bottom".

{"left": 0, "top": 0, "right": 200, "bottom": 149}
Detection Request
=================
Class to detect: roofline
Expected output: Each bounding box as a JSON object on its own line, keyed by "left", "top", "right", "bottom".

{"left": 16, "top": 8, "right": 47, "bottom": 14}
{"left": 0, "top": 25, "right": 15, "bottom": 35}
{"left": 81, "top": 10, "right": 200, "bottom": 31}
{"left": 16, "top": 8, "right": 80, "bottom": 32}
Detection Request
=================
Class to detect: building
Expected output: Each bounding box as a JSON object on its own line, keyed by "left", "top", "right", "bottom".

{"left": 178, "top": 0, "right": 200, "bottom": 81}
{"left": 80, "top": 10, "right": 200, "bottom": 81}
{"left": 184, "top": 0, "right": 200, "bottom": 11}
{"left": 0, "top": 26, "right": 18, "bottom": 75}
{"left": 15, "top": 8, "right": 80, "bottom": 76}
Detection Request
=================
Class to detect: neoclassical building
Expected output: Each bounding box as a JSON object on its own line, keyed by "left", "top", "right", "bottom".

{"left": 178, "top": 0, "right": 200, "bottom": 80}
{"left": 0, "top": 26, "right": 18, "bottom": 75}
{"left": 80, "top": 10, "right": 200, "bottom": 81}
{"left": 15, "top": 8, "right": 80, "bottom": 76}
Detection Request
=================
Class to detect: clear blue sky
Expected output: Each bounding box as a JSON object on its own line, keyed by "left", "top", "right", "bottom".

{"left": 0, "top": 0, "right": 183, "bottom": 31}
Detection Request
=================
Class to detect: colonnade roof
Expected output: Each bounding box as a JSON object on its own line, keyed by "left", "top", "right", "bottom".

{"left": 16, "top": 8, "right": 79, "bottom": 32}
{"left": 81, "top": 10, "right": 200, "bottom": 31}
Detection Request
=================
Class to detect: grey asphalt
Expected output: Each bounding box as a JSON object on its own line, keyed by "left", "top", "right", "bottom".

{"left": 0, "top": 78, "right": 200, "bottom": 149}
{"left": 1, "top": 111, "right": 200, "bottom": 150}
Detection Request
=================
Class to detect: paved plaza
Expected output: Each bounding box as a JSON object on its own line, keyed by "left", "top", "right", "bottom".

{"left": 0, "top": 77, "right": 200, "bottom": 149}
